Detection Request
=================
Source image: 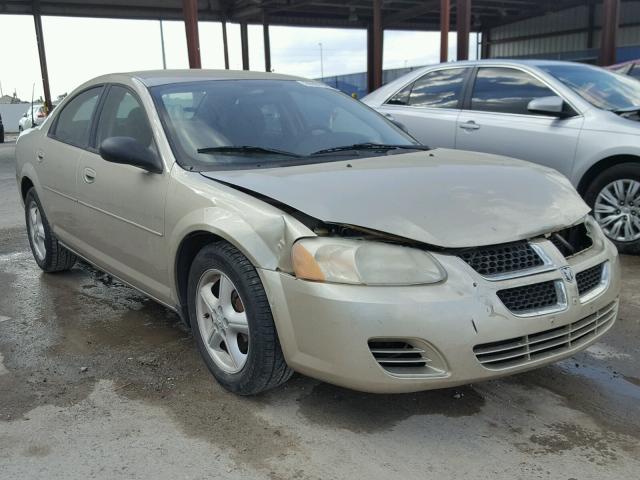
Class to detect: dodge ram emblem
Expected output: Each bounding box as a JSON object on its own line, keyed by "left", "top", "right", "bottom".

{"left": 561, "top": 266, "right": 575, "bottom": 283}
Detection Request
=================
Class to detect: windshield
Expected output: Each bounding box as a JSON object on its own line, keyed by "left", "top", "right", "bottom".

{"left": 540, "top": 63, "right": 640, "bottom": 111}
{"left": 151, "top": 79, "right": 416, "bottom": 170}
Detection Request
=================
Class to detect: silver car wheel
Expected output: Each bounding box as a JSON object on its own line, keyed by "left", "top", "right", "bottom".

{"left": 195, "top": 269, "right": 250, "bottom": 374}
{"left": 28, "top": 201, "right": 46, "bottom": 261}
{"left": 594, "top": 179, "right": 640, "bottom": 242}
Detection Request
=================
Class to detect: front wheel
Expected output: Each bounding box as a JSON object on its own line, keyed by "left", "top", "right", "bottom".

{"left": 584, "top": 163, "right": 640, "bottom": 254}
{"left": 187, "top": 241, "right": 293, "bottom": 395}
{"left": 24, "top": 188, "right": 77, "bottom": 272}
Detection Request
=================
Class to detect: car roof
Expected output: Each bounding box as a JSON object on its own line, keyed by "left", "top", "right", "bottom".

{"left": 87, "top": 69, "right": 308, "bottom": 88}
{"left": 416, "top": 59, "right": 594, "bottom": 69}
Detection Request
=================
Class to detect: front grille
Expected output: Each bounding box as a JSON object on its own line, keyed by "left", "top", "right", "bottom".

{"left": 549, "top": 222, "right": 593, "bottom": 258}
{"left": 458, "top": 241, "right": 544, "bottom": 277}
{"left": 577, "top": 263, "right": 604, "bottom": 296}
{"left": 497, "top": 280, "right": 559, "bottom": 314}
{"left": 474, "top": 301, "right": 617, "bottom": 369}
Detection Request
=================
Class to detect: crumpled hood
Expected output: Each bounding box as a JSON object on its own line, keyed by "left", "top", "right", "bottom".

{"left": 201, "top": 148, "right": 590, "bottom": 248}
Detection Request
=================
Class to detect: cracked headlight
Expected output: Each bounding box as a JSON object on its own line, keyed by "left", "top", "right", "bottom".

{"left": 291, "top": 237, "right": 446, "bottom": 285}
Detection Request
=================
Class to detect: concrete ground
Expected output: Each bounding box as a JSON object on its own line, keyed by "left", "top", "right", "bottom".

{"left": 1, "top": 140, "right": 639, "bottom": 480}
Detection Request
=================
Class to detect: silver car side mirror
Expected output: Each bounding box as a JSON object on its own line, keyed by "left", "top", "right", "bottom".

{"left": 527, "top": 96, "right": 574, "bottom": 118}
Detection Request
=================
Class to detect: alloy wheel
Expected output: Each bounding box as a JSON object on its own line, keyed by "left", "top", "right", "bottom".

{"left": 28, "top": 201, "right": 46, "bottom": 261}
{"left": 594, "top": 179, "right": 640, "bottom": 242}
{"left": 195, "top": 269, "right": 250, "bottom": 374}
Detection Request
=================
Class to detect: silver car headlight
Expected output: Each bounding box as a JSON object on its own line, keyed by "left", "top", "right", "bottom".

{"left": 291, "top": 237, "right": 446, "bottom": 285}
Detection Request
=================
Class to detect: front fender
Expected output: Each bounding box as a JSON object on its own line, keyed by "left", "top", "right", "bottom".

{"left": 165, "top": 168, "right": 313, "bottom": 304}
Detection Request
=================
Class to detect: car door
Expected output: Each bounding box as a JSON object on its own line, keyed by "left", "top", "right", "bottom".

{"left": 376, "top": 67, "right": 471, "bottom": 148}
{"left": 75, "top": 84, "right": 171, "bottom": 301}
{"left": 39, "top": 86, "right": 104, "bottom": 244}
{"left": 455, "top": 66, "right": 583, "bottom": 177}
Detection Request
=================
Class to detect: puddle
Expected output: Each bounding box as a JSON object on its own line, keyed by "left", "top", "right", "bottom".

{"left": 511, "top": 360, "right": 640, "bottom": 439}
{"left": 296, "top": 382, "right": 484, "bottom": 433}
{"left": 522, "top": 422, "right": 630, "bottom": 466}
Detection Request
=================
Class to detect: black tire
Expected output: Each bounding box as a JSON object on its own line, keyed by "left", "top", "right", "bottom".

{"left": 24, "top": 188, "right": 77, "bottom": 272}
{"left": 584, "top": 162, "right": 640, "bottom": 254}
{"left": 187, "top": 241, "right": 293, "bottom": 395}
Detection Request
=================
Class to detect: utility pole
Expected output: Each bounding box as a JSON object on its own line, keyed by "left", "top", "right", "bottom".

{"left": 318, "top": 42, "right": 324, "bottom": 79}
{"left": 160, "top": 20, "right": 167, "bottom": 69}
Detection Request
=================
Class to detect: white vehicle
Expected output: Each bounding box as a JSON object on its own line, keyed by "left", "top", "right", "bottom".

{"left": 18, "top": 104, "right": 48, "bottom": 132}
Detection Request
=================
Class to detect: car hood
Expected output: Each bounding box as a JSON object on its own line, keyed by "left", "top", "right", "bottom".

{"left": 200, "top": 148, "right": 590, "bottom": 248}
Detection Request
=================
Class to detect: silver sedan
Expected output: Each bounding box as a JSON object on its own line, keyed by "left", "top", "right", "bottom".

{"left": 363, "top": 60, "right": 640, "bottom": 253}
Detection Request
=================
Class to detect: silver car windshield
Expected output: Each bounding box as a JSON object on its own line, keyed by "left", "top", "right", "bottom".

{"left": 541, "top": 63, "right": 640, "bottom": 111}
{"left": 151, "top": 79, "right": 416, "bottom": 170}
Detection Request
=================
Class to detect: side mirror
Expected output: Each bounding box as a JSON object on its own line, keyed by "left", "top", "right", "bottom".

{"left": 527, "top": 96, "right": 574, "bottom": 118}
{"left": 99, "top": 137, "right": 163, "bottom": 174}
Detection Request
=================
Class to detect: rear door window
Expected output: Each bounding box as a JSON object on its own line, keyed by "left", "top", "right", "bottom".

{"left": 405, "top": 68, "right": 468, "bottom": 108}
{"left": 51, "top": 87, "right": 102, "bottom": 148}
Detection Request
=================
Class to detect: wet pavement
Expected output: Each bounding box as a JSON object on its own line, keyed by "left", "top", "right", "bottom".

{"left": 1, "top": 142, "right": 639, "bottom": 479}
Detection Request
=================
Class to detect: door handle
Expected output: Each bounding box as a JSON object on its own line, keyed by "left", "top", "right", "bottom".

{"left": 83, "top": 167, "right": 96, "bottom": 184}
{"left": 459, "top": 120, "right": 480, "bottom": 131}
{"left": 36, "top": 150, "right": 45, "bottom": 162}
{"left": 384, "top": 113, "right": 395, "bottom": 121}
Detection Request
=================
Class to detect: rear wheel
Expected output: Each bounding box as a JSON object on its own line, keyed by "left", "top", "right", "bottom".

{"left": 584, "top": 163, "right": 640, "bottom": 254}
{"left": 187, "top": 241, "right": 293, "bottom": 395}
{"left": 24, "top": 188, "right": 77, "bottom": 272}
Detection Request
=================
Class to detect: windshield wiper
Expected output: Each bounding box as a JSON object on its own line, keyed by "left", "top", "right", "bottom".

{"left": 310, "top": 143, "right": 430, "bottom": 156}
{"left": 197, "top": 145, "right": 302, "bottom": 157}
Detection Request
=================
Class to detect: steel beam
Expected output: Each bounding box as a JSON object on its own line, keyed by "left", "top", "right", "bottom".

{"left": 240, "top": 22, "right": 250, "bottom": 70}
{"left": 222, "top": 20, "right": 230, "bottom": 69}
{"left": 384, "top": 0, "right": 440, "bottom": 26}
{"left": 263, "top": 14, "right": 272, "bottom": 72}
{"left": 367, "top": 25, "right": 374, "bottom": 93}
{"left": 32, "top": 1, "right": 52, "bottom": 115}
{"left": 371, "top": 0, "right": 383, "bottom": 91}
{"left": 456, "top": 0, "right": 471, "bottom": 61}
{"left": 440, "top": 0, "right": 450, "bottom": 62}
{"left": 182, "top": 0, "right": 201, "bottom": 68}
{"left": 599, "top": 0, "right": 620, "bottom": 66}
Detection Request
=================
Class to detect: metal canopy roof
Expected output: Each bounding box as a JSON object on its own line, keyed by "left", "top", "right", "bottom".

{"left": 0, "top": 0, "right": 589, "bottom": 31}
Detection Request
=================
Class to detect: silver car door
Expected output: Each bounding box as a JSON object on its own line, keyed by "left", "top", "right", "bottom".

{"left": 38, "top": 86, "right": 104, "bottom": 245}
{"left": 74, "top": 84, "right": 171, "bottom": 301}
{"left": 455, "top": 66, "right": 583, "bottom": 177}
{"left": 375, "top": 67, "right": 470, "bottom": 148}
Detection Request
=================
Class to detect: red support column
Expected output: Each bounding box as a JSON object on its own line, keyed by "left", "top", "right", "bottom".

{"left": 222, "top": 21, "right": 230, "bottom": 69}
{"left": 182, "top": 0, "right": 201, "bottom": 69}
{"left": 32, "top": 1, "right": 52, "bottom": 115}
{"left": 263, "top": 14, "right": 272, "bottom": 72}
{"left": 372, "top": 0, "right": 383, "bottom": 90}
{"left": 456, "top": 0, "right": 471, "bottom": 61}
{"left": 599, "top": 0, "right": 620, "bottom": 66}
{"left": 440, "top": 0, "right": 450, "bottom": 62}
{"left": 240, "top": 23, "right": 250, "bottom": 70}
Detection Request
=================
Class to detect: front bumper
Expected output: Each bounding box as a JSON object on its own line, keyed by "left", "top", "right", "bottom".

{"left": 260, "top": 237, "right": 620, "bottom": 393}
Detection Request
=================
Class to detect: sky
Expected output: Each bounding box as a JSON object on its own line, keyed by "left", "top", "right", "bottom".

{"left": 0, "top": 14, "right": 478, "bottom": 101}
